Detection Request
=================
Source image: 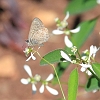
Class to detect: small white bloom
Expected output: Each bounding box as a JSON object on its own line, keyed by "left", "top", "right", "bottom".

{"left": 81, "top": 56, "right": 88, "bottom": 61}
{"left": 21, "top": 65, "right": 41, "bottom": 94}
{"left": 80, "top": 64, "right": 93, "bottom": 76}
{"left": 34, "top": 74, "right": 41, "bottom": 82}
{"left": 70, "top": 26, "right": 80, "bottom": 33}
{"left": 23, "top": 47, "right": 30, "bottom": 54}
{"left": 97, "top": 0, "right": 100, "bottom": 4}
{"left": 55, "top": 17, "right": 59, "bottom": 22}
{"left": 26, "top": 52, "right": 36, "bottom": 61}
{"left": 64, "top": 36, "right": 73, "bottom": 48}
{"left": 80, "top": 64, "right": 94, "bottom": 76}
{"left": 39, "top": 74, "right": 58, "bottom": 95}
{"left": 71, "top": 46, "right": 77, "bottom": 53}
{"left": 80, "top": 64, "right": 91, "bottom": 72}
{"left": 52, "top": 30, "right": 64, "bottom": 35}
{"left": 80, "top": 45, "right": 99, "bottom": 75}
{"left": 23, "top": 47, "right": 34, "bottom": 57}
{"left": 60, "top": 51, "right": 71, "bottom": 62}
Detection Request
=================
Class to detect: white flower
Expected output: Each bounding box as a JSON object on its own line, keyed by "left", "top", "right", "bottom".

{"left": 23, "top": 47, "right": 36, "bottom": 61}
{"left": 97, "top": 0, "right": 100, "bottom": 4}
{"left": 23, "top": 47, "right": 30, "bottom": 54}
{"left": 21, "top": 65, "right": 41, "bottom": 94}
{"left": 23, "top": 47, "right": 33, "bottom": 57}
{"left": 52, "top": 13, "right": 80, "bottom": 48}
{"left": 80, "top": 45, "right": 100, "bottom": 75}
{"left": 39, "top": 74, "right": 58, "bottom": 95}
{"left": 71, "top": 46, "right": 77, "bottom": 53}
{"left": 26, "top": 52, "right": 36, "bottom": 61}
{"left": 64, "top": 36, "right": 73, "bottom": 48}
{"left": 60, "top": 51, "right": 72, "bottom": 62}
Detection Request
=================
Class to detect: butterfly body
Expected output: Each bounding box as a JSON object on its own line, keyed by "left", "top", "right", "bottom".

{"left": 27, "top": 17, "right": 49, "bottom": 46}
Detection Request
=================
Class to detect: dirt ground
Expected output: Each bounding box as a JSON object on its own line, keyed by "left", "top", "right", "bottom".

{"left": 0, "top": 0, "right": 100, "bottom": 100}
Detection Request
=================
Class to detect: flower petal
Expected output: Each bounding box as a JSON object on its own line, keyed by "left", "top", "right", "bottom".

{"left": 64, "top": 36, "right": 73, "bottom": 48}
{"left": 60, "top": 51, "right": 71, "bottom": 62}
{"left": 97, "top": 0, "right": 100, "bottom": 4}
{"left": 32, "top": 84, "right": 37, "bottom": 94}
{"left": 46, "top": 74, "right": 54, "bottom": 81}
{"left": 70, "top": 26, "right": 80, "bottom": 33}
{"left": 46, "top": 86, "right": 58, "bottom": 95}
{"left": 52, "top": 30, "right": 64, "bottom": 35}
{"left": 80, "top": 67, "right": 86, "bottom": 72}
{"left": 24, "top": 65, "right": 32, "bottom": 77}
{"left": 92, "top": 46, "right": 98, "bottom": 58}
{"left": 26, "top": 53, "right": 36, "bottom": 61}
{"left": 89, "top": 45, "right": 94, "bottom": 58}
{"left": 80, "top": 64, "right": 91, "bottom": 69}
{"left": 26, "top": 55, "right": 32, "bottom": 61}
{"left": 86, "top": 70, "right": 92, "bottom": 76}
{"left": 39, "top": 85, "right": 44, "bottom": 93}
{"left": 63, "top": 11, "right": 69, "bottom": 21}
{"left": 31, "top": 53, "right": 36, "bottom": 60}
{"left": 93, "top": 89, "right": 98, "bottom": 93}
{"left": 20, "top": 78, "right": 29, "bottom": 84}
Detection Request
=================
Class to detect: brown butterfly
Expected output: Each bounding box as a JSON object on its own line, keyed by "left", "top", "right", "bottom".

{"left": 26, "top": 17, "right": 49, "bottom": 47}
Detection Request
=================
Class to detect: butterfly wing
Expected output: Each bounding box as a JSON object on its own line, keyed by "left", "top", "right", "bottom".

{"left": 28, "top": 17, "right": 49, "bottom": 46}
{"left": 28, "top": 18, "right": 44, "bottom": 40}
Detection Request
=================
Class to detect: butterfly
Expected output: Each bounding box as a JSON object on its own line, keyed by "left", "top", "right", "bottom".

{"left": 26, "top": 17, "right": 49, "bottom": 47}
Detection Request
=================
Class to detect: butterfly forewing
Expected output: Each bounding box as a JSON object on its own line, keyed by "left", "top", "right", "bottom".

{"left": 28, "top": 17, "right": 49, "bottom": 46}
{"left": 28, "top": 18, "right": 44, "bottom": 40}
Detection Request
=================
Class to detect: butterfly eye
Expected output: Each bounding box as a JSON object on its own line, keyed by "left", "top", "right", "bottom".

{"left": 25, "top": 40, "right": 29, "bottom": 43}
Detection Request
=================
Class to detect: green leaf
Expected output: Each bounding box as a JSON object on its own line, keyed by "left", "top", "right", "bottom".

{"left": 71, "top": 18, "right": 97, "bottom": 49}
{"left": 65, "top": 0, "right": 97, "bottom": 15}
{"left": 85, "top": 75, "right": 100, "bottom": 92}
{"left": 92, "top": 63, "right": 100, "bottom": 78}
{"left": 40, "top": 49, "right": 67, "bottom": 65}
{"left": 68, "top": 68, "right": 78, "bottom": 100}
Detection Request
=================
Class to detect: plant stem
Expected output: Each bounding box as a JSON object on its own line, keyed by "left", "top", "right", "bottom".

{"left": 37, "top": 52, "right": 66, "bottom": 100}
{"left": 77, "top": 50, "right": 82, "bottom": 61}
{"left": 87, "top": 68, "right": 100, "bottom": 81}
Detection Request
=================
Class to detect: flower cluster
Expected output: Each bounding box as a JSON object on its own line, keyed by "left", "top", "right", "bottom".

{"left": 23, "top": 47, "right": 41, "bottom": 61}
{"left": 52, "top": 12, "right": 80, "bottom": 48}
{"left": 21, "top": 65, "right": 58, "bottom": 95}
{"left": 80, "top": 45, "right": 100, "bottom": 75}
{"left": 60, "top": 45, "right": 100, "bottom": 76}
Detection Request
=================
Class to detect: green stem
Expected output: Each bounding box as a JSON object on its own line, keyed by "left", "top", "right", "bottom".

{"left": 77, "top": 50, "right": 82, "bottom": 61}
{"left": 37, "top": 52, "right": 66, "bottom": 100}
{"left": 87, "top": 68, "right": 100, "bottom": 81}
